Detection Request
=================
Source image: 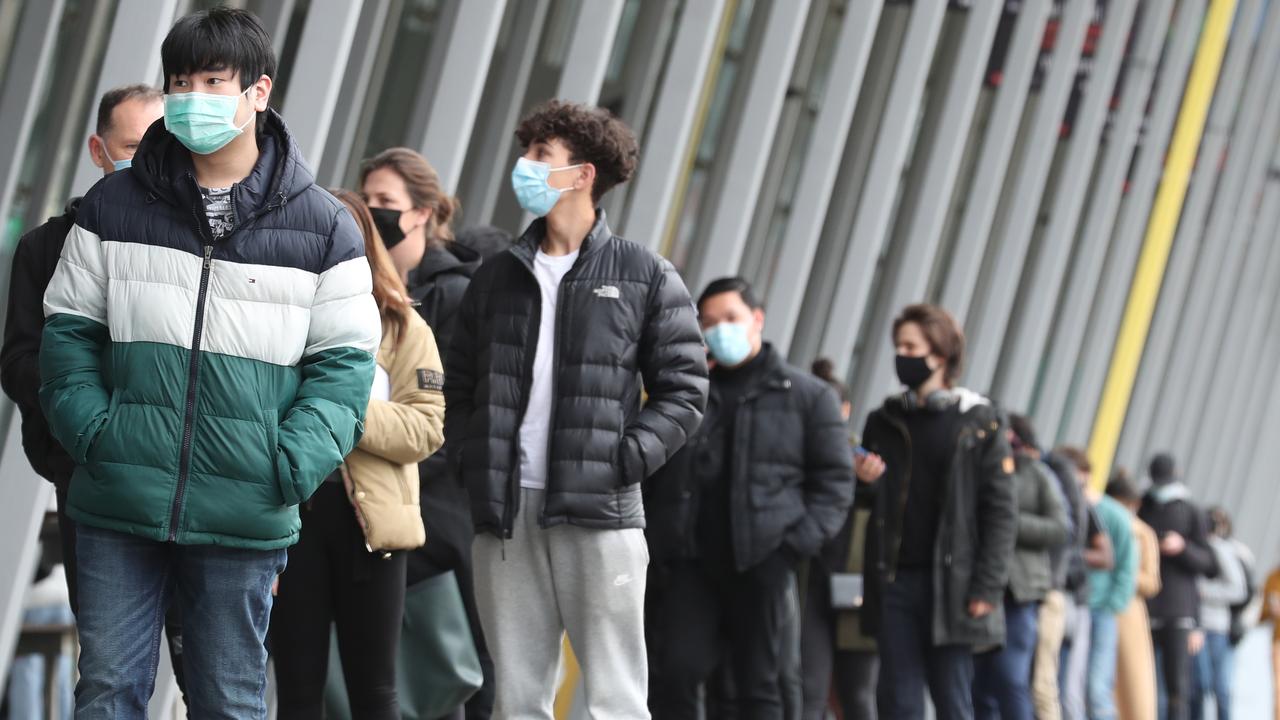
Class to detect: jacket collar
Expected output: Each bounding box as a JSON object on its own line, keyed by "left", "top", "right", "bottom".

{"left": 709, "top": 344, "right": 792, "bottom": 400}
{"left": 131, "top": 108, "right": 312, "bottom": 222}
{"left": 510, "top": 208, "right": 612, "bottom": 267}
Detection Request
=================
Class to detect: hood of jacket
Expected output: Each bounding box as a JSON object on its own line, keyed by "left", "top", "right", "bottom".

{"left": 409, "top": 241, "right": 482, "bottom": 287}
{"left": 1148, "top": 481, "right": 1192, "bottom": 505}
{"left": 130, "top": 108, "right": 313, "bottom": 222}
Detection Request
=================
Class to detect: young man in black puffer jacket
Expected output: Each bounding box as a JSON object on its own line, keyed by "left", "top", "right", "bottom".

{"left": 445, "top": 100, "right": 708, "bottom": 719}
{"left": 1139, "top": 453, "right": 1219, "bottom": 720}
{"left": 644, "top": 277, "right": 853, "bottom": 720}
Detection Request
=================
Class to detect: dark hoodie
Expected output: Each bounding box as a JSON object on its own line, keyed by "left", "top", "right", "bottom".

{"left": 1139, "top": 481, "right": 1219, "bottom": 623}
{"left": 408, "top": 242, "right": 481, "bottom": 355}
{"left": 405, "top": 241, "right": 481, "bottom": 584}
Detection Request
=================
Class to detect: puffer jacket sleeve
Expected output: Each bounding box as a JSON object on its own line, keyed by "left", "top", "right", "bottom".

{"left": 783, "top": 382, "right": 855, "bottom": 558}
{"left": 276, "top": 208, "right": 380, "bottom": 506}
{"left": 619, "top": 261, "right": 709, "bottom": 484}
{"left": 358, "top": 313, "right": 445, "bottom": 466}
{"left": 968, "top": 411, "right": 1018, "bottom": 605}
{"left": 39, "top": 193, "right": 110, "bottom": 465}
{"left": 443, "top": 275, "right": 480, "bottom": 479}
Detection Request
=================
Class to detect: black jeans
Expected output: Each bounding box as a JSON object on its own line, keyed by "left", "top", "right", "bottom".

{"left": 1153, "top": 624, "right": 1193, "bottom": 720}
{"left": 876, "top": 570, "right": 974, "bottom": 720}
{"left": 270, "top": 481, "right": 406, "bottom": 720}
{"left": 649, "top": 553, "right": 796, "bottom": 720}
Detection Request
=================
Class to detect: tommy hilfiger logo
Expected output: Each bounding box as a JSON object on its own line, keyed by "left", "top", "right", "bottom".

{"left": 594, "top": 285, "right": 620, "bottom": 299}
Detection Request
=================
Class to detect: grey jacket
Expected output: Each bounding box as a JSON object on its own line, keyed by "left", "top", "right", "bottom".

{"left": 1007, "top": 457, "right": 1070, "bottom": 603}
{"left": 1199, "top": 535, "right": 1248, "bottom": 634}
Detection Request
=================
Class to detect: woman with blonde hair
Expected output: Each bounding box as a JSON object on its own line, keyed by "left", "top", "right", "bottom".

{"left": 270, "top": 189, "right": 445, "bottom": 719}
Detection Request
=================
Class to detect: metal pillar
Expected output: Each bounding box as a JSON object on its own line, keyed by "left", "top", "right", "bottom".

{"left": 936, "top": 1, "right": 1054, "bottom": 325}
{"left": 0, "top": 0, "right": 68, "bottom": 236}
{"left": 1061, "top": 0, "right": 1209, "bottom": 445}
{"left": 813, "top": 1, "right": 948, "bottom": 376}
{"left": 412, "top": 0, "right": 509, "bottom": 195}
{"left": 1116, "top": 0, "right": 1268, "bottom": 472}
{"left": 0, "top": 413, "right": 54, "bottom": 684}
{"left": 316, "top": 0, "right": 395, "bottom": 187}
{"left": 1142, "top": 1, "right": 1280, "bottom": 458}
{"left": 68, "top": 0, "right": 180, "bottom": 197}
{"left": 959, "top": 0, "right": 1095, "bottom": 392}
{"left": 1165, "top": 50, "right": 1280, "bottom": 458}
{"left": 763, "top": 0, "right": 883, "bottom": 354}
{"left": 992, "top": 0, "right": 1142, "bottom": 411}
{"left": 282, "top": 0, "right": 365, "bottom": 168}
{"left": 684, "top": 0, "right": 812, "bottom": 293}
{"left": 555, "top": 0, "right": 626, "bottom": 104}
{"left": 849, "top": 0, "right": 1003, "bottom": 414}
{"left": 1032, "top": 3, "right": 1176, "bottom": 439}
{"left": 619, "top": 0, "right": 727, "bottom": 248}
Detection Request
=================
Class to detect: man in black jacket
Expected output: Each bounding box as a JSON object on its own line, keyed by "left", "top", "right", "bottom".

{"left": 1139, "top": 453, "right": 1219, "bottom": 720}
{"left": 445, "top": 100, "right": 708, "bottom": 719}
{"left": 1, "top": 84, "right": 161, "bottom": 612}
{"left": 644, "top": 277, "right": 852, "bottom": 720}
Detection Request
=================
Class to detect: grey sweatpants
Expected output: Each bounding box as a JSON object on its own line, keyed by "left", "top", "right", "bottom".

{"left": 473, "top": 488, "right": 650, "bottom": 720}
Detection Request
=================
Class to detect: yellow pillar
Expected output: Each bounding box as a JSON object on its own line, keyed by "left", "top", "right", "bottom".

{"left": 1087, "top": 0, "right": 1239, "bottom": 490}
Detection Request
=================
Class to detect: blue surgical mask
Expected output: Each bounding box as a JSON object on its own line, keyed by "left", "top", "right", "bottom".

{"left": 704, "top": 322, "right": 753, "bottom": 367}
{"left": 163, "top": 85, "right": 254, "bottom": 155}
{"left": 511, "top": 157, "right": 583, "bottom": 217}
{"left": 99, "top": 142, "right": 132, "bottom": 172}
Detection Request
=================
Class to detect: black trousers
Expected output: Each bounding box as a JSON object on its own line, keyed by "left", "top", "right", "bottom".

{"left": 649, "top": 554, "right": 795, "bottom": 720}
{"left": 270, "top": 481, "right": 406, "bottom": 720}
{"left": 1154, "top": 624, "right": 1193, "bottom": 720}
{"left": 799, "top": 568, "right": 878, "bottom": 720}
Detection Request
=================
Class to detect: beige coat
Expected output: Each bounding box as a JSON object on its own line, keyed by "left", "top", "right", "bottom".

{"left": 1116, "top": 516, "right": 1161, "bottom": 720}
{"left": 341, "top": 311, "right": 446, "bottom": 552}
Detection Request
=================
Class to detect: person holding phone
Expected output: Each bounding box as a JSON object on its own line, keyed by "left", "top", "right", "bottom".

{"left": 854, "top": 303, "right": 1017, "bottom": 720}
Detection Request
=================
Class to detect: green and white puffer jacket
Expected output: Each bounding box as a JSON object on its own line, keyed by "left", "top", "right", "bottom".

{"left": 39, "top": 110, "right": 380, "bottom": 550}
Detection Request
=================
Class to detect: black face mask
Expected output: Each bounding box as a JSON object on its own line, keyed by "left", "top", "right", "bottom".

{"left": 369, "top": 207, "right": 406, "bottom": 249}
{"left": 895, "top": 354, "right": 934, "bottom": 389}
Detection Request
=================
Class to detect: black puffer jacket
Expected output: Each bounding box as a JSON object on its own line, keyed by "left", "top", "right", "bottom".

{"left": 644, "top": 345, "right": 853, "bottom": 571}
{"left": 859, "top": 389, "right": 1017, "bottom": 647}
{"left": 1, "top": 200, "right": 78, "bottom": 484}
{"left": 444, "top": 211, "right": 708, "bottom": 538}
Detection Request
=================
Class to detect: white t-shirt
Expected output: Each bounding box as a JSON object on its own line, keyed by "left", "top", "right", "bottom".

{"left": 518, "top": 248, "right": 579, "bottom": 490}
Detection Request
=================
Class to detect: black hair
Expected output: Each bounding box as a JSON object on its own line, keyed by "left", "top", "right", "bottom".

{"left": 514, "top": 100, "right": 639, "bottom": 202}
{"left": 1106, "top": 468, "right": 1141, "bottom": 503}
{"left": 1149, "top": 452, "right": 1176, "bottom": 484}
{"left": 697, "top": 276, "right": 763, "bottom": 314}
{"left": 161, "top": 7, "right": 276, "bottom": 94}
{"left": 811, "top": 358, "right": 850, "bottom": 403}
{"left": 1008, "top": 413, "right": 1040, "bottom": 451}
{"left": 96, "top": 84, "right": 163, "bottom": 137}
{"left": 455, "top": 224, "right": 514, "bottom": 261}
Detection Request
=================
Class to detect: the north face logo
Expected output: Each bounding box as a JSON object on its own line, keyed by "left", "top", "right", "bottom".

{"left": 594, "top": 285, "right": 621, "bottom": 299}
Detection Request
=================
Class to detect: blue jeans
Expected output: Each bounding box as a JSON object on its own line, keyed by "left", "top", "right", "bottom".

{"left": 74, "top": 524, "right": 286, "bottom": 719}
{"left": 1191, "top": 631, "right": 1234, "bottom": 720}
{"left": 8, "top": 604, "right": 76, "bottom": 720}
{"left": 973, "top": 598, "right": 1039, "bottom": 720}
{"left": 1087, "top": 610, "right": 1119, "bottom": 720}
{"left": 876, "top": 570, "right": 975, "bottom": 720}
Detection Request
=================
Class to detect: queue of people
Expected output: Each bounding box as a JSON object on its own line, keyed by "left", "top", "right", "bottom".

{"left": 0, "top": 5, "right": 1273, "bottom": 720}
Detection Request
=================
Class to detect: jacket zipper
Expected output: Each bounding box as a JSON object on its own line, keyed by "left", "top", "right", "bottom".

{"left": 882, "top": 410, "right": 913, "bottom": 584}
{"left": 170, "top": 237, "right": 214, "bottom": 542}
{"left": 503, "top": 256, "right": 543, "bottom": 540}
{"left": 169, "top": 182, "right": 256, "bottom": 542}
{"left": 729, "top": 375, "right": 790, "bottom": 571}
{"left": 541, "top": 255, "right": 586, "bottom": 527}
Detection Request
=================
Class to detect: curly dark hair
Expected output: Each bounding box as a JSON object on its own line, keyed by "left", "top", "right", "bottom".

{"left": 515, "top": 100, "right": 639, "bottom": 202}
